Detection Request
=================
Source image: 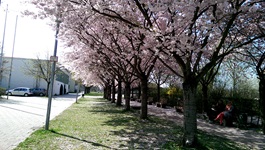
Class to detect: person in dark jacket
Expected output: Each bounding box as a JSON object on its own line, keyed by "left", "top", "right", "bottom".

{"left": 207, "top": 100, "right": 225, "bottom": 121}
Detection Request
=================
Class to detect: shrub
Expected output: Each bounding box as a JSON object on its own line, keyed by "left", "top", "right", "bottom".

{"left": 0, "top": 87, "right": 6, "bottom": 96}
{"left": 166, "top": 86, "right": 183, "bottom": 106}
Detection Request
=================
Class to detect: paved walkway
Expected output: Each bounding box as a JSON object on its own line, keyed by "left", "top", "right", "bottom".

{"left": 129, "top": 100, "right": 265, "bottom": 150}
{"left": 0, "top": 94, "right": 80, "bottom": 150}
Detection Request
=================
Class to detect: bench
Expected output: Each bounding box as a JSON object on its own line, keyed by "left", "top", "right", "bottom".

{"left": 236, "top": 113, "right": 248, "bottom": 129}
{"left": 175, "top": 106, "right": 183, "bottom": 113}
{"left": 147, "top": 97, "right": 154, "bottom": 105}
{"left": 130, "top": 97, "right": 136, "bottom": 101}
{"left": 156, "top": 98, "right": 167, "bottom": 108}
{"left": 223, "top": 113, "right": 248, "bottom": 128}
{"left": 131, "top": 106, "right": 141, "bottom": 110}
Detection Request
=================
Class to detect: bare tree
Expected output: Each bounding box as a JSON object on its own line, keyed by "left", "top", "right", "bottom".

{"left": 23, "top": 56, "right": 52, "bottom": 95}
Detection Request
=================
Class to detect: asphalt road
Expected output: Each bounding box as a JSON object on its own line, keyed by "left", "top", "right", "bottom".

{"left": 0, "top": 94, "right": 79, "bottom": 150}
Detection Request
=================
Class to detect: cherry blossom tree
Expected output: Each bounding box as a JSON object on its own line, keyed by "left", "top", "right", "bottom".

{"left": 241, "top": 41, "right": 265, "bottom": 134}
{"left": 253, "top": 49, "right": 265, "bottom": 135}
{"left": 141, "top": 1, "right": 264, "bottom": 146}
{"left": 149, "top": 61, "right": 171, "bottom": 103}
{"left": 25, "top": 0, "right": 265, "bottom": 147}
{"left": 59, "top": 4, "right": 157, "bottom": 116}
{"left": 111, "top": 1, "right": 264, "bottom": 146}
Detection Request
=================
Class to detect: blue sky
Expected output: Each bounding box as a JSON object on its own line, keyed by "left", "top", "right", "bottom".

{"left": 0, "top": 0, "right": 63, "bottom": 60}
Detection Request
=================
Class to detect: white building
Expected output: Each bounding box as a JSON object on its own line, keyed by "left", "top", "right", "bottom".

{"left": 0, "top": 57, "right": 77, "bottom": 95}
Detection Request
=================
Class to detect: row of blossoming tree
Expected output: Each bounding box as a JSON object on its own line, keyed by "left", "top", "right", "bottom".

{"left": 25, "top": 0, "right": 265, "bottom": 147}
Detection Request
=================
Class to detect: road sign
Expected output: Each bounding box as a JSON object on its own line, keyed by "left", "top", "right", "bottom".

{"left": 50, "top": 56, "right": 58, "bottom": 62}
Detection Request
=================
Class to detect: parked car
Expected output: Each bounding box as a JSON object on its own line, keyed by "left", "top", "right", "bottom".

{"left": 31, "top": 88, "right": 47, "bottom": 96}
{"left": 6, "top": 87, "right": 33, "bottom": 97}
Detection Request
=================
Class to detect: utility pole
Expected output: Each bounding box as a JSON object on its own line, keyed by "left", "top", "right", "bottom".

{"left": 7, "top": 15, "right": 18, "bottom": 100}
{"left": 45, "top": 4, "right": 62, "bottom": 130}
{"left": 0, "top": 4, "right": 8, "bottom": 86}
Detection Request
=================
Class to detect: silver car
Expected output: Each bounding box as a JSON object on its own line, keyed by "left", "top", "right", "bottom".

{"left": 6, "top": 87, "right": 33, "bottom": 97}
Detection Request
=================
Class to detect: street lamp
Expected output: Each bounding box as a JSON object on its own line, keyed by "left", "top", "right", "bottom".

{"left": 45, "top": 4, "right": 62, "bottom": 130}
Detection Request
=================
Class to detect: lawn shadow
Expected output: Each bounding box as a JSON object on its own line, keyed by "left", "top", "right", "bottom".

{"left": 49, "top": 130, "right": 116, "bottom": 149}
{"left": 87, "top": 102, "right": 125, "bottom": 114}
{"left": 88, "top": 99, "right": 251, "bottom": 150}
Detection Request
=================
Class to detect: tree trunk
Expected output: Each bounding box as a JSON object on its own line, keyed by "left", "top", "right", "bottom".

{"left": 85, "top": 86, "right": 91, "bottom": 94}
{"left": 111, "top": 79, "right": 115, "bottom": 103}
{"left": 104, "top": 82, "right": 109, "bottom": 99}
{"left": 140, "top": 77, "right": 148, "bottom": 119}
{"left": 157, "top": 83, "right": 161, "bottom": 103}
{"left": 202, "top": 84, "right": 209, "bottom": 113}
{"left": 116, "top": 79, "right": 122, "bottom": 106}
{"left": 138, "top": 83, "right": 141, "bottom": 99}
{"left": 259, "top": 78, "right": 265, "bottom": 134}
{"left": 130, "top": 88, "right": 133, "bottom": 99}
{"left": 108, "top": 83, "right": 112, "bottom": 101}
{"left": 182, "top": 81, "right": 198, "bottom": 147}
{"left": 124, "top": 82, "right": 131, "bottom": 111}
{"left": 157, "top": 71, "right": 161, "bottom": 102}
{"left": 103, "top": 87, "right": 107, "bottom": 99}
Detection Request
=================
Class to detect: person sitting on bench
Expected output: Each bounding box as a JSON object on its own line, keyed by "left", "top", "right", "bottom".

{"left": 214, "top": 101, "right": 234, "bottom": 125}
{"left": 207, "top": 100, "right": 225, "bottom": 121}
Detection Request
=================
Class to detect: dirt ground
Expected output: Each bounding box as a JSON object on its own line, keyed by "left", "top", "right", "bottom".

{"left": 129, "top": 100, "right": 265, "bottom": 150}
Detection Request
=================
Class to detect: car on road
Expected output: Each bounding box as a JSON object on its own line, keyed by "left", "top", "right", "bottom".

{"left": 6, "top": 87, "right": 33, "bottom": 96}
{"left": 31, "top": 88, "right": 47, "bottom": 96}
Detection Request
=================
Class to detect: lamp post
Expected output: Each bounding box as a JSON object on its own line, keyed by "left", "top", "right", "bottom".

{"left": 45, "top": 4, "right": 62, "bottom": 130}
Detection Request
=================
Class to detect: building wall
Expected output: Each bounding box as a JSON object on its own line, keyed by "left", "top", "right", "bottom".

{"left": 53, "top": 80, "right": 69, "bottom": 95}
{"left": 1, "top": 57, "right": 47, "bottom": 90}
{"left": 1, "top": 57, "right": 73, "bottom": 95}
{"left": 68, "top": 78, "right": 76, "bottom": 93}
{"left": 54, "top": 67, "right": 70, "bottom": 95}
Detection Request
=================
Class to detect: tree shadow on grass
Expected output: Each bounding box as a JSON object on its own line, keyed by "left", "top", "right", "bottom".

{"left": 49, "top": 130, "right": 115, "bottom": 150}
{"left": 88, "top": 101, "right": 249, "bottom": 150}
{"left": 87, "top": 103, "right": 130, "bottom": 115}
{"left": 103, "top": 116, "right": 249, "bottom": 150}
{"left": 82, "top": 98, "right": 250, "bottom": 149}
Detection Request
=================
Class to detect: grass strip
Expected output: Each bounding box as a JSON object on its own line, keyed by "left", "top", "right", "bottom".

{"left": 85, "top": 92, "right": 103, "bottom": 96}
{"left": 15, "top": 97, "right": 249, "bottom": 150}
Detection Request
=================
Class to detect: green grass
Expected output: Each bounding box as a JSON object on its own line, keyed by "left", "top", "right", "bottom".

{"left": 15, "top": 97, "right": 249, "bottom": 150}
{"left": 85, "top": 92, "right": 103, "bottom": 96}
